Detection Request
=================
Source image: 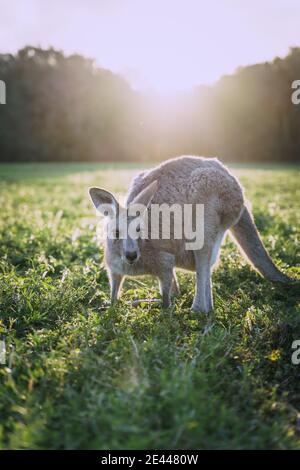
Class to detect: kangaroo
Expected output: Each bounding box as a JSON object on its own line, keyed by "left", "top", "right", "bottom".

{"left": 89, "top": 156, "right": 293, "bottom": 313}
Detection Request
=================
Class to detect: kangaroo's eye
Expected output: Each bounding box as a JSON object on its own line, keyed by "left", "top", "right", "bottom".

{"left": 136, "top": 226, "right": 141, "bottom": 233}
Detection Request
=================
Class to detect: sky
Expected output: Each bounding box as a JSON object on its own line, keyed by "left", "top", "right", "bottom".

{"left": 1, "top": 0, "right": 300, "bottom": 91}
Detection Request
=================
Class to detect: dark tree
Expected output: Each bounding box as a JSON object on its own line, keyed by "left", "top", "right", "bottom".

{"left": 0, "top": 46, "right": 300, "bottom": 163}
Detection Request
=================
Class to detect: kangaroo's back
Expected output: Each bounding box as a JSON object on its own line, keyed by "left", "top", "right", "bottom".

{"left": 127, "top": 156, "right": 198, "bottom": 205}
{"left": 127, "top": 155, "right": 244, "bottom": 227}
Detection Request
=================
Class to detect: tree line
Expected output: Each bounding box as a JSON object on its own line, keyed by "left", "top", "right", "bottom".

{"left": 0, "top": 46, "right": 299, "bottom": 163}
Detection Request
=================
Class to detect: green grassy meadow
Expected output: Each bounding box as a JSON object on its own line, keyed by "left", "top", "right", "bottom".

{"left": 0, "top": 162, "right": 299, "bottom": 449}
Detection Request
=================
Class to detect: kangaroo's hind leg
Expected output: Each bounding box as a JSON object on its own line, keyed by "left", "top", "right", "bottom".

{"left": 206, "top": 230, "right": 226, "bottom": 310}
{"left": 192, "top": 229, "right": 225, "bottom": 313}
{"left": 192, "top": 249, "right": 212, "bottom": 313}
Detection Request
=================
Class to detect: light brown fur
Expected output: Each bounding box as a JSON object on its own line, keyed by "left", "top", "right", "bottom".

{"left": 90, "top": 155, "right": 293, "bottom": 312}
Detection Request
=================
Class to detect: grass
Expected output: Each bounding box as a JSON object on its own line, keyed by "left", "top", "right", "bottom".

{"left": 0, "top": 162, "right": 299, "bottom": 450}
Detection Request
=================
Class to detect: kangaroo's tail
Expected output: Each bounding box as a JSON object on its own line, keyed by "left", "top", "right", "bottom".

{"left": 230, "top": 206, "right": 294, "bottom": 283}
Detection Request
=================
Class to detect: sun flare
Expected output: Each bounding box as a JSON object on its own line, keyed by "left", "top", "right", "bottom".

{"left": 2, "top": 0, "right": 300, "bottom": 92}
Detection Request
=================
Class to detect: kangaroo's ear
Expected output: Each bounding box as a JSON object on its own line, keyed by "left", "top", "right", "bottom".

{"left": 89, "top": 187, "right": 118, "bottom": 217}
{"left": 131, "top": 180, "right": 158, "bottom": 208}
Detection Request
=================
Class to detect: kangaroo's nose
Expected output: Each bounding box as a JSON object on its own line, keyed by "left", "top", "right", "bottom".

{"left": 125, "top": 251, "right": 138, "bottom": 263}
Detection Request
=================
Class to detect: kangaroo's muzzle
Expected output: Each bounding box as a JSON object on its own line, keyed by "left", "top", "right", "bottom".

{"left": 125, "top": 251, "right": 138, "bottom": 264}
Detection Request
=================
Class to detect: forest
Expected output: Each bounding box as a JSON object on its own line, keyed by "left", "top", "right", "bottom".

{"left": 0, "top": 45, "right": 300, "bottom": 163}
